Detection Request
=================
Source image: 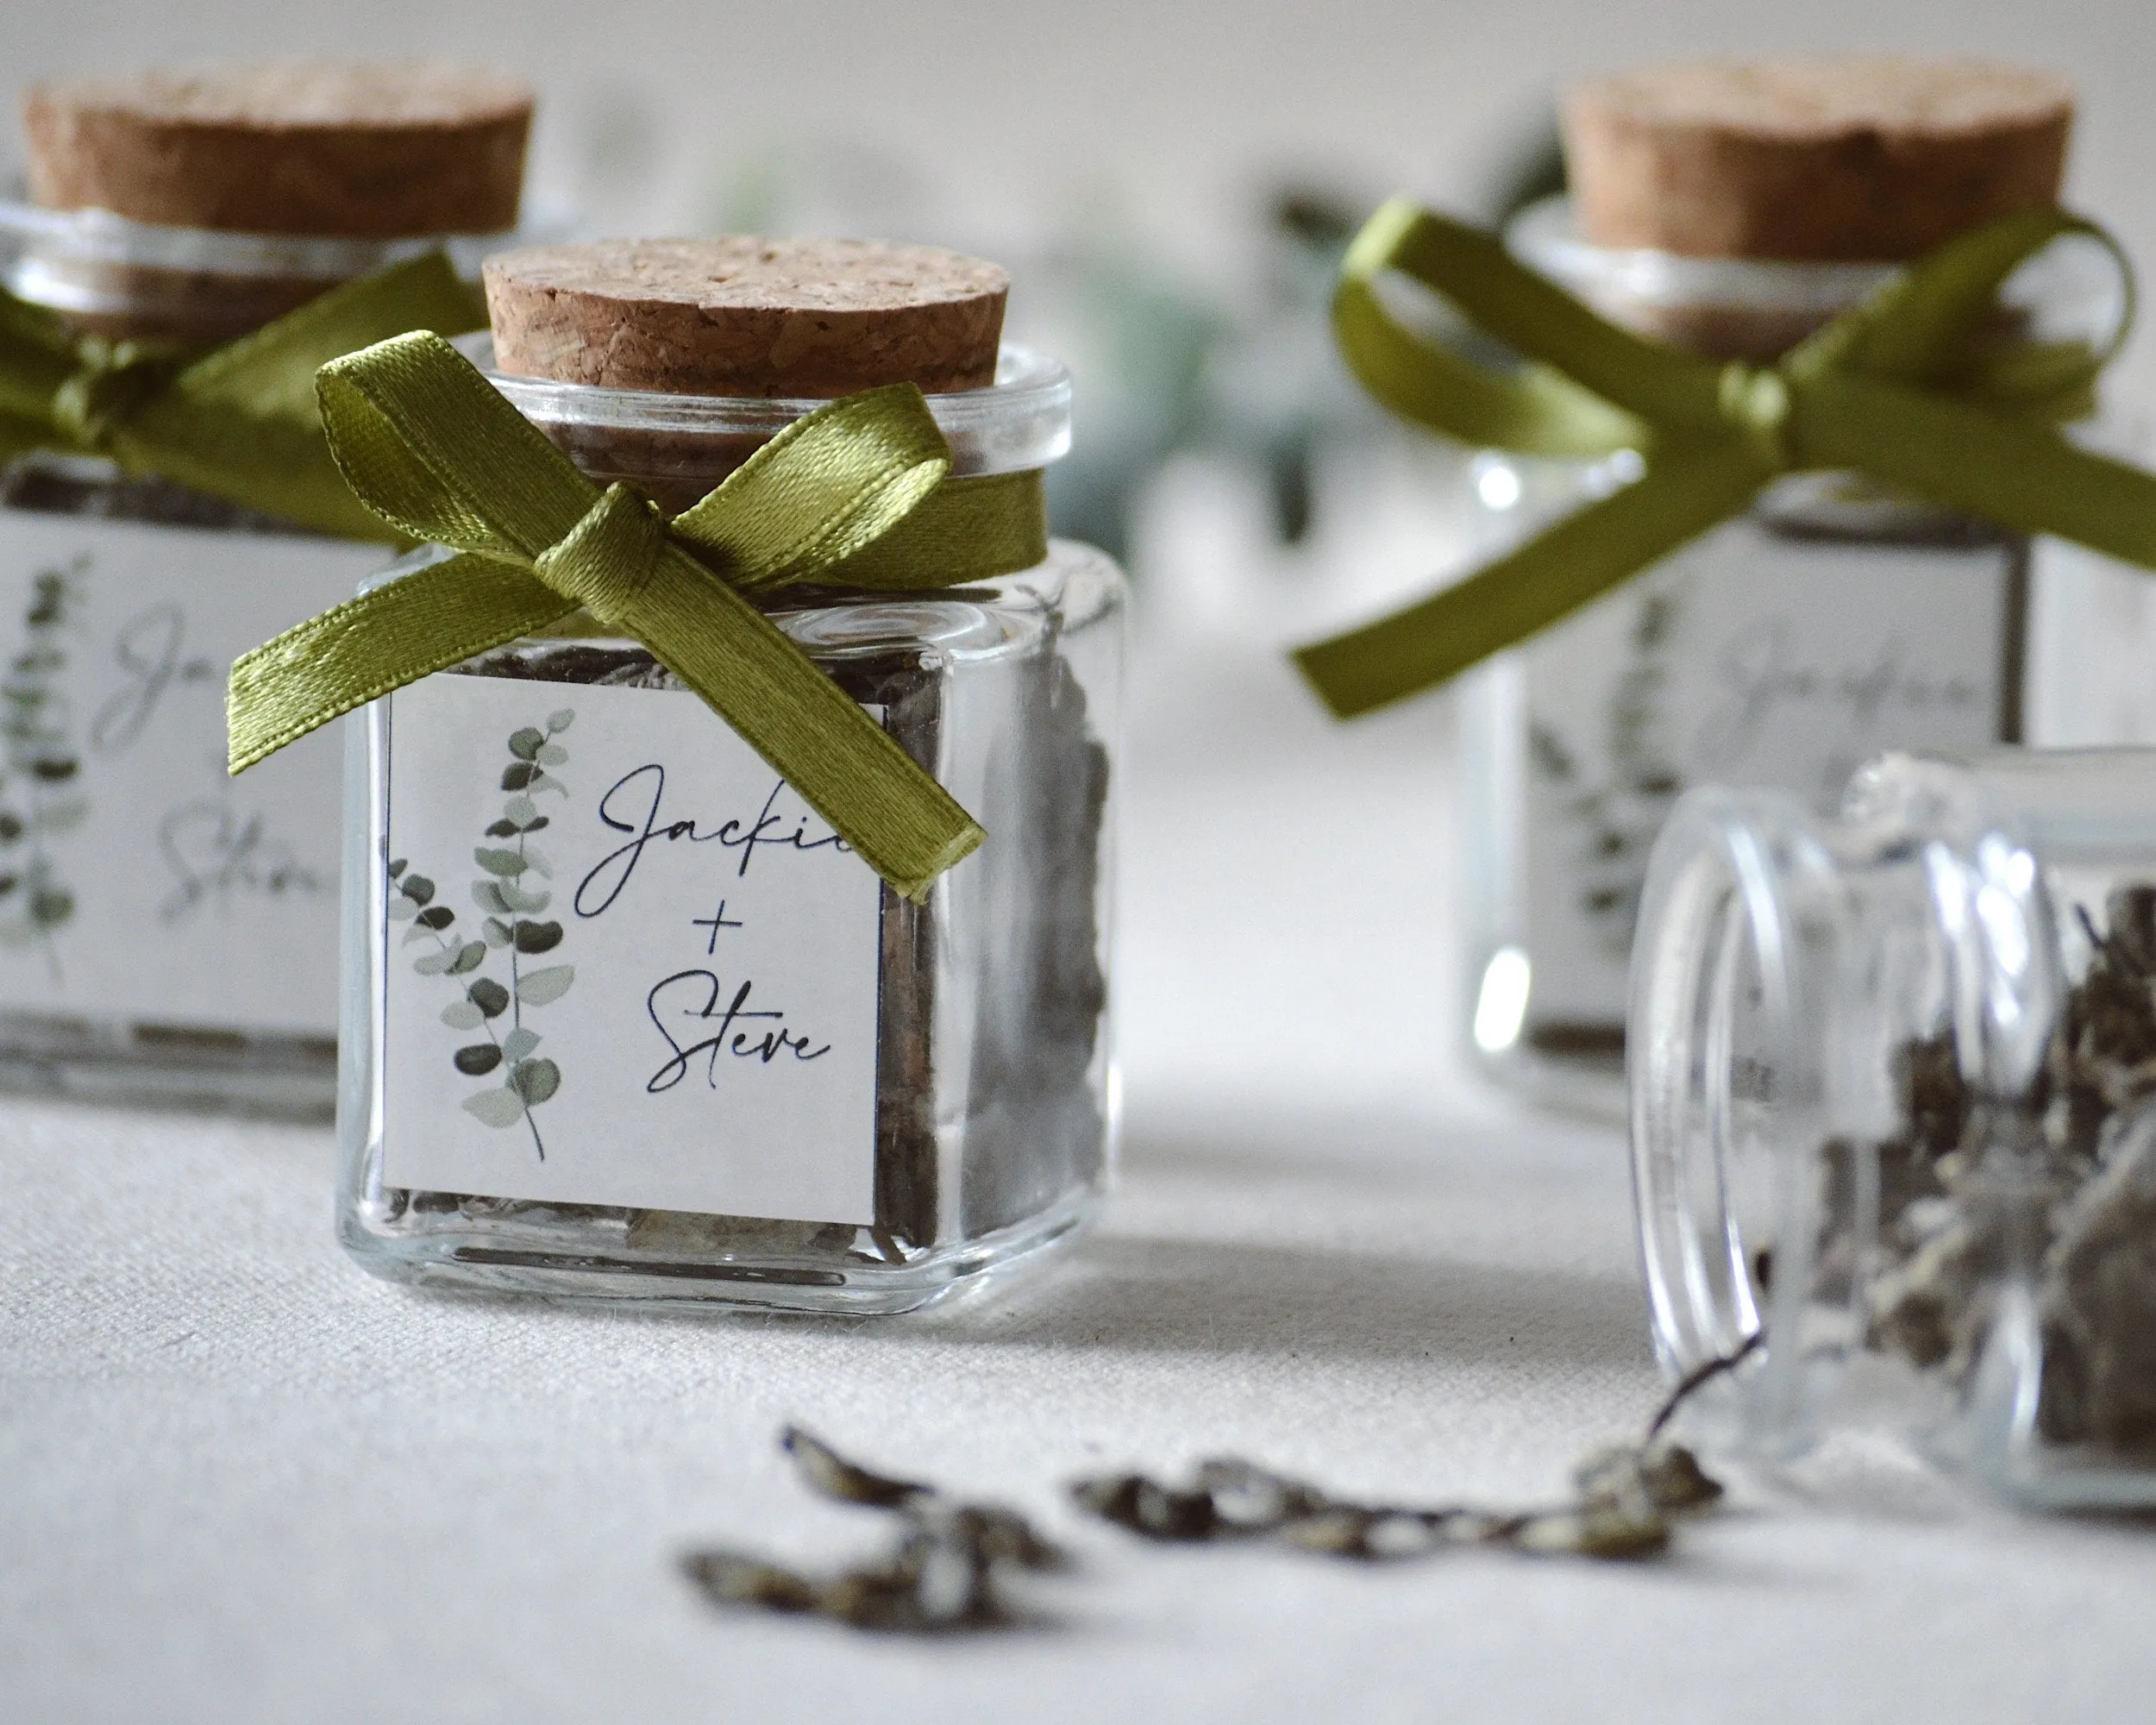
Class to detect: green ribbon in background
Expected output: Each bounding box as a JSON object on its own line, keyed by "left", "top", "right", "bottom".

{"left": 229, "top": 331, "right": 1051, "bottom": 900}
{"left": 1298, "top": 198, "right": 2156, "bottom": 718}
{"left": 0, "top": 254, "right": 485, "bottom": 541}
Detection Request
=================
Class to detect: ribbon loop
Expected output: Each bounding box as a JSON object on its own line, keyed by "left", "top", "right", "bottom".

{"left": 1299, "top": 200, "right": 2156, "bottom": 718}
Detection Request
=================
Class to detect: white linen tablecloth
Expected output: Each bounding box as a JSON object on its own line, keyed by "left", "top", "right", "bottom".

{"left": 7, "top": 620, "right": 2156, "bottom": 1723}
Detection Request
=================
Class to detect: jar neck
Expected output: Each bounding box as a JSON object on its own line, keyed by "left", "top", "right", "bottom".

{"left": 1507, "top": 197, "right": 2128, "bottom": 368}
{"left": 1628, "top": 760, "right": 2065, "bottom": 1433}
{"left": 2, "top": 200, "right": 511, "bottom": 345}
{"left": 466, "top": 335, "right": 1076, "bottom": 518}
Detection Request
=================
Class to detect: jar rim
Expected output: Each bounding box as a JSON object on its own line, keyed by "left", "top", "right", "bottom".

{"left": 1629, "top": 784, "right": 1831, "bottom": 1427}
{"left": 456, "top": 332, "right": 1075, "bottom": 478}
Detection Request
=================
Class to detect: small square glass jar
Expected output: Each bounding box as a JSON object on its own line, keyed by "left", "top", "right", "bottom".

{"left": 0, "top": 200, "right": 542, "bottom": 1116}
{"left": 1458, "top": 198, "right": 2129, "bottom": 1115}
{"left": 335, "top": 338, "right": 1125, "bottom": 1312}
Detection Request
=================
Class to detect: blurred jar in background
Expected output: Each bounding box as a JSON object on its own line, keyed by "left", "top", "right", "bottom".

{"left": 0, "top": 63, "right": 539, "bottom": 1115}
{"left": 1458, "top": 57, "right": 2134, "bottom": 1115}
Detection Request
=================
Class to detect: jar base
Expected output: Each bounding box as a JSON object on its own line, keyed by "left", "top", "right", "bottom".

{"left": 0, "top": 1011, "right": 335, "bottom": 1120}
{"left": 337, "top": 1184, "right": 1103, "bottom": 1315}
{"left": 1471, "top": 1033, "right": 1627, "bottom": 1123}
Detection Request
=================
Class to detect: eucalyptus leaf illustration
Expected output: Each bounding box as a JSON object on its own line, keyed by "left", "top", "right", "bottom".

{"left": 463, "top": 1088, "right": 526, "bottom": 1128}
{"left": 398, "top": 710, "right": 576, "bottom": 1158}
{"left": 1530, "top": 585, "right": 1688, "bottom": 958}
{"left": 513, "top": 919, "right": 563, "bottom": 954}
{"left": 516, "top": 963, "right": 574, "bottom": 1007}
{"left": 0, "top": 556, "right": 86, "bottom": 981}
{"left": 510, "top": 1057, "right": 561, "bottom": 1105}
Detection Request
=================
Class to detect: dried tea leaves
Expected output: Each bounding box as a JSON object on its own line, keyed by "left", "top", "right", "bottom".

{"left": 685, "top": 1396, "right": 1734, "bottom": 1634}
{"left": 679, "top": 1427, "right": 1067, "bottom": 1634}
{"left": 1070, "top": 1436, "right": 1722, "bottom": 1565}
{"left": 1855, "top": 881, "right": 2156, "bottom": 1458}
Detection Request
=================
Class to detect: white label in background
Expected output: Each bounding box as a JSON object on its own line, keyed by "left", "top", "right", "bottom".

{"left": 0, "top": 508, "right": 381, "bottom": 1032}
{"left": 1520, "top": 518, "right": 2015, "bottom": 1023}
{"left": 379, "top": 676, "right": 882, "bottom": 1222}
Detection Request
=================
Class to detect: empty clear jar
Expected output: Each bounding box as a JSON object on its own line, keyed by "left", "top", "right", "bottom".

{"left": 0, "top": 200, "right": 534, "bottom": 1114}
{"left": 337, "top": 340, "right": 1125, "bottom": 1312}
{"left": 1461, "top": 199, "right": 2127, "bottom": 1113}
{"left": 1633, "top": 747, "right": 2156, "bottom": 1507}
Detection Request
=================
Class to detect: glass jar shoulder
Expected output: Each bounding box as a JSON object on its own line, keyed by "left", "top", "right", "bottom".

{"left": 365, "top": 536, "right": 1126, "bottom": 672}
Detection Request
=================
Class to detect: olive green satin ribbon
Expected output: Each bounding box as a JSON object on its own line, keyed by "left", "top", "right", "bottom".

{"left": 0, "top": 253, "right": 484, "bottom": 540}
{"left": 229, "top": 331, "right": 1051, "bottom": 900}
{"left": 1298, "top": 198, "right": 2156, "bottom": 717}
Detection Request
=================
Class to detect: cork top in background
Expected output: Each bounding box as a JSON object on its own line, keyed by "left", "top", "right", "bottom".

{"left": 22, "top": 62, "right": 533, "bottom": 237}
{"left": 485, "top": 237, "right": 1010, "bottom": 398}
{"left": 1564, "top": 57, "right": 2073, "bottom": 260}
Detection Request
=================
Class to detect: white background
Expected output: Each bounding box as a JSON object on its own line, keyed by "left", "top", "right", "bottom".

{"left": 3, "top": 1, "right": 2154, "bottom": 397}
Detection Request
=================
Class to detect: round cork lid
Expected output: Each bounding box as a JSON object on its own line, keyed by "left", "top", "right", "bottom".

{"left": 485, "top": 236, "right": 1010, "bottom": 398}
{"left": 22, "top": 62, "right": 533, "bottom": 239}
{"left": 1564, "top": 57, "right": 2072, "bottom": 260}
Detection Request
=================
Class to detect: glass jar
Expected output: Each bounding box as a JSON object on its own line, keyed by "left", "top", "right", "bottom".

{"left": 0, "top": 199, "right": 542, "bottom": 1114}
{"left": 1460, "top": 198, "right": 2129, "bottom": 1115}
{"left": 336, "top": 338, "right": 1125, "bottom": 1313}
{"left": 1633, "top": 746, "right": 2156, "bottom": 1508}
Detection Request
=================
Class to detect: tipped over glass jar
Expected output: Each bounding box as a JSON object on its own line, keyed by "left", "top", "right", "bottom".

{"left": 1633, "top": 746, "right": 2156, "bottom": 1507}
{"left": 335, "top": 237, "right": 1125, "bottom": 1313}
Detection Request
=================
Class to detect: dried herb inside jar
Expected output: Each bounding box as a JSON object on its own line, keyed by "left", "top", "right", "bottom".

{"left": 1853, "top": 881, "right": 2156, "bottom": 1454}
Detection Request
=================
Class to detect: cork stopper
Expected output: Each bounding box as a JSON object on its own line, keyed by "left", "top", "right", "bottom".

{"left": 1564, "top": 57, "right": 2072, "bottom": 260}
{"left": 22, "top": 62, "right": 533, "bottom": 237}
{"left": 485, "top": 237, "right": 1009, "bottom": 398}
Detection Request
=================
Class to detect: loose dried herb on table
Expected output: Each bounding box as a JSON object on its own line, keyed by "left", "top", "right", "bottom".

{"left": 684, "top": 1389, "right": 1733, "bottom": 1636}
{"left": 680, "top": 1427, "right": 1069, "bottom": 1633}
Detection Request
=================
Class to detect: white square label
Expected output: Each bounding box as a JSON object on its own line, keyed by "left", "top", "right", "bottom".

{"left": 1520, "top": 518, "right": 2017, "bottom": 1021}
{"left": 0, "top": 506, "right": 380, "bottom": 1032}
{"left": 379, "top": 674, "right": 883, "bottom": 1223}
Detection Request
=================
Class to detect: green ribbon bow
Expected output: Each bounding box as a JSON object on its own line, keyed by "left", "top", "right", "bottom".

{"left": 1297, "top": 197, "right": 2156, "bottom": 717}
{"left": 229, "top": 331, "right": 1052, "bottom": 900}
{"left": 0, "top": 254, "right": 485, "bottom": 540}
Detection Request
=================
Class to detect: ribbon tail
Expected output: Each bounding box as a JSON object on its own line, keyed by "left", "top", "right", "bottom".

{"left": 1294, "top": 446, "right": 1768, "bottom": 717}
{"left": 1802, "top": 373, "right": 2156, "bottom": 568}
{"left": 228, "top": 552, "right": 575, "bottom": 773}
{"left": 623, "top": 544, "right": 984, "bottom": 902}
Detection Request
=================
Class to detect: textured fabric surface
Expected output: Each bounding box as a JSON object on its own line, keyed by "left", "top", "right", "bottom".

{"left": 6, "top": 625, "right": 2156, "bottom": 1722}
